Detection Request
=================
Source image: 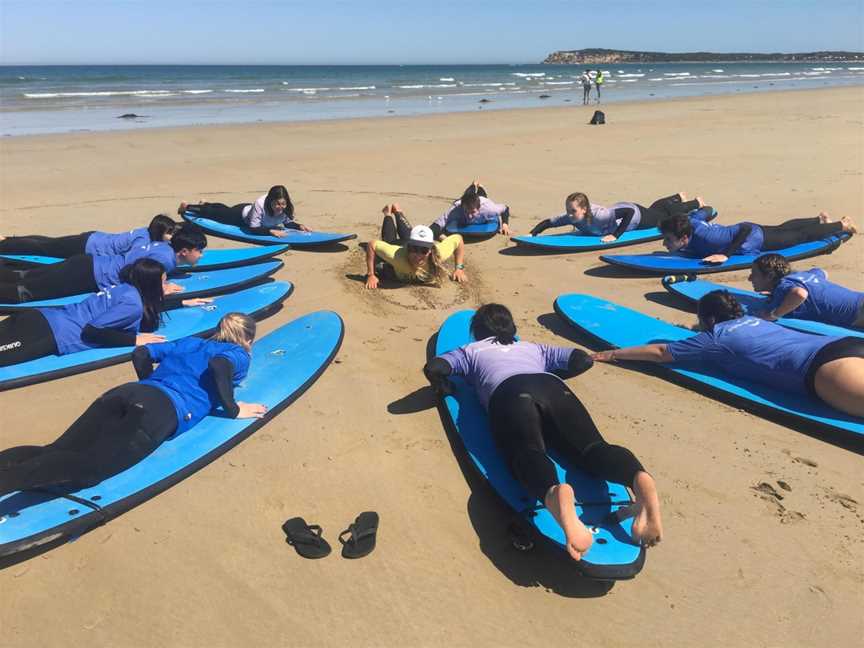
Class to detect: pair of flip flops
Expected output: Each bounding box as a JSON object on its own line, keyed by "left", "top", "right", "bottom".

{"left": 282, "top": 511, "right": 379, "bottom": 560}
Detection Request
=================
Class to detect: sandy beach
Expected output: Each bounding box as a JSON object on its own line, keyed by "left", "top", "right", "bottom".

{"left": 0, "top": 86, "right": 862, "bottom": 647}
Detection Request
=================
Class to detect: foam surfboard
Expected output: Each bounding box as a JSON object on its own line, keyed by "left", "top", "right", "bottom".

{"left": 0, "top": 282, "right": 292, "bottom": 392}
{"left": 0, "top": 260, "right": 283, "bottom": 312}
{"left": 512, "top": 228, "right": 662, "bottom": 252}
{"left": 434, "top": 309, "right": 645, "bottom": 580}
{"left": 600, "top": 234, "right": 850, "bottom": 275}
{"left": 1, "top": 244, "right": 290, "bottom": 272}
{"left": 662, "top": 275, "right": 864, "bottom": 339}
{"left": 445, "top": 217, "right": 499, "bottom": 238}
{"left": 181, "top": 212, "right": 356, "bottom": 247}
{"left": 0, "top": 310, "right": 344, "bottom": 567}
{"left": 553, "top": 293, "right": 864, "bottom": 439}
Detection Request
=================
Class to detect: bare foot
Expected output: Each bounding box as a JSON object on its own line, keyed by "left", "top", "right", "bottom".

{"left": 630, "top": 472, "right": 663, "bottom": 547}
{"left": 695, "top": 196, "right": 705, "bottom": 208}
{"left": 177, "top": 201, "right": 188, "bottom": 216}
{"left": 545, "top": 483, "right": 594, "bottom": 561}
{"left": 677, "top": 191, "right": 688, "bottom": 202}
{"left": 381, "top": 204, "right": 393, "bottom": 216}
{"left": 818, "top": 210, "right": 832, "bottom": 224}
{"left": 391, "top": 203, "right": 401, "bottom": 214}
{"left": 840, "top": 216, "right": 858, "bottom": 234}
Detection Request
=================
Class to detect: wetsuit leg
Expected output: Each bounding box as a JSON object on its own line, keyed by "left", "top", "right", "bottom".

{"left": 462, "top": 182, "right": 487, "bottom": 198}
{"left": 0, "top": 384, "right": 177, "bottom": 496}
{"left": 760, "top": 218, "right": 844, "bottom": 250}
{"left": 0, "top": 254, "right": 98, "bottom": 303}
{"left": 380, "top": 215, "right": 399, "bottom": 244}
{"left": 0, "top": 309, "right": 57, "bottom": 367}
{"left": 393, "top": 211, "right": 413, "bottom": 241}
{"left": 640, "top": 195, "right": 702, "bottom": 228}
{"left": 0, "top": 232, "right": 92, "bottom": 258}
{"left": 195, "top": 203, "right": 251, "bottom": 226}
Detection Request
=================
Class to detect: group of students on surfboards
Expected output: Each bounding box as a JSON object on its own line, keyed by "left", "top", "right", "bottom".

{"left": 0, "top": 179, "right": 861, "bottom": 568}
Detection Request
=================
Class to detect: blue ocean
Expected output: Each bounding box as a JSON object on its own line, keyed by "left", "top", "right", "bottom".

{"left": 2, "top": 63, "right": 862, "bottom": 136}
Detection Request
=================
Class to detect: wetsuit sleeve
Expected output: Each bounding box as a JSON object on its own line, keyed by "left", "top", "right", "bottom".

{"left": 530, "top": 218, "right": 553, "bottom": 236}
{"left": 81, "top": 325, "right": 136, "bottom": 348}
{"left": 132, "top": 346, "right": 155, "bottom": 379}
{"left": 423, "top": 356, "right": 455, "bottom": 396}
{"left": 208, "top": 356, "right": 241, "bottom": 418}
{"left": 430, "top": 223, "right": 444, "bottom": 239}
{"left": 690, "top": 208, "right": 714, "bottom": 223}
{"left": 500, "top": 207, "right": 509, "bottom": 225}
{"left": 566, "top": 349, "right": 594, "bottom": 376}
{"left": 611, "top": 207, "right": 637, "bottom": 239}
{"left": 720, "top": 224, "right": 753, "bottom": 257}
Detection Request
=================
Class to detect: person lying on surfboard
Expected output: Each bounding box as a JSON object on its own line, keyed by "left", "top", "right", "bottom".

{"left": 0, "top": 223, "right": 207, "bottom": 304}
{"left": 530, "top": 191, "right": 710, "bottom": 243}
{"left": 365, "top": 204, "right": 468, "bottom": 289}
{"left": 659, "top": 210, "right": 857, "bottom": 265}
{"left": 429, "top": 181, "right": 511, "bottom": 239}
{"left": 0, "top": 312, "right": 266, "bottom": 498}
{"left": 424, "top": 303, "right": 663, "bottom": 561}
{"left": 593, "top": 290, "right": 864, "bottom": 419}
{"left": 748, "top": 254, "right": 864, "bottom": 329}
{"left": 0, "top": 258, "right": 212, "bottom": 368}
{"left": 179, "top": 184, "right": 311, "bottom": 237}
{"left": 0, "top": 214, "right": 178, "bottom": 259}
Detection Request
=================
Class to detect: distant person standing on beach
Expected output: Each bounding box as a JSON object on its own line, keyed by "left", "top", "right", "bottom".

{"left": 580, "top": 70, "right": 592, "bottom": 105}
{"left": 594, "top": 70, "right": 604, "bottom": 103}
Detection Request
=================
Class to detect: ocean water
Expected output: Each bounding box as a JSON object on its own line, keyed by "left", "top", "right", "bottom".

{"left": 1, "top": 63, "right": 862, "bottom": 136}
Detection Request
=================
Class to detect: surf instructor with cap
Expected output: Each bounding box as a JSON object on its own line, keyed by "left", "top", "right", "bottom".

{"left": 365, "top": 204, "right": 468, "bottom": 289}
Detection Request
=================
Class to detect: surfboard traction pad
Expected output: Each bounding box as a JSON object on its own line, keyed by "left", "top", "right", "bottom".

{"left": 431, "top": 310, "right": 646, "bottom": 581}
{"left": 553, "top": 295, "right": 864, "bottom": 443}
{"left": 0, "top": 311, "right": 344, "bottom": 568}
{"left": 0, "top": 282, "right": 293, "bottom": 392}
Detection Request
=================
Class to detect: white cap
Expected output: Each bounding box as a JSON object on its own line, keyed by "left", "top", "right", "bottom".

{"left": 408, "top": 225, "right": 434, "bottom": 248}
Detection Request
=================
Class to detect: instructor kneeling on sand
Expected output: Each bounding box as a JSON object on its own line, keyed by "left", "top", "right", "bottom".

{"left": 365, "top": 204, "right": 468, "bottom": 289}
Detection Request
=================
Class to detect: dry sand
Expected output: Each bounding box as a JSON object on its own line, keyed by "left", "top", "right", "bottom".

{"left": 0, "top": 86, "right": 862, "bottom": 648}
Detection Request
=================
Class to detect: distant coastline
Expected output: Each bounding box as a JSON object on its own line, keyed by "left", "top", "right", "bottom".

{"left": 543, "top": 48, "right": 864, "bottom": 64}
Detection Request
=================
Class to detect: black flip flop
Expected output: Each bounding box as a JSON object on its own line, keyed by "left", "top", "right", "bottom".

{"left": 338, "top": 511, "right": 379, "bottom": 559}
{"left": 282, "top": 517, "right": 331, "bottom": 559}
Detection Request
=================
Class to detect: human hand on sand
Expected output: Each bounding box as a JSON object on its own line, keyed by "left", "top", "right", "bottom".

{"left": 365, "top": 274, "right": 380, "bottom": 289}
{"left": 499, "top": 222, "right": 511, "bottom": 236}
{"left": 452, "top": 268, "right": 468, "bottom": 283}
{"left": 702, "top": 254, "right": 728, "bottom": 264}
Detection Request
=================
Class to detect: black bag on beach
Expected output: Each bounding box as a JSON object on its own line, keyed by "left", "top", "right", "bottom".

{"left": 589, "top": 110, "right": 605, "bottom": 125}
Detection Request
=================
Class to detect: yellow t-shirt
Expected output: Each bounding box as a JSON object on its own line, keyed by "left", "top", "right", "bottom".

{"left": 372, "top": 234, "right": 462, "bottom": 283}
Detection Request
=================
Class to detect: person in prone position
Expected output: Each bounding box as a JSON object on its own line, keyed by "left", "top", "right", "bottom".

{"left": 594, "top": 290, "right": 864, "bottom": 418}
{"left": 0, "top": 214, "right": 178, "bottom": 259}
{"left": 429, "top": 181, "right": 511, "bottom": 238}
{"left": 179, "top": 184, "right": 310, "bottom": 236}
{"left": 0, "top": 223, "right": 207, "bottom": 304}
{"left": 364, "top": 204, "right": 467, "bottom": 289}
{"left": 0, "top": 258, "right": 213, "bottom": 368}
{"left": 749, "top": 254, "right": 863, "bottom": 329}
{"left": 0, "top": 313, "right": 267, "bottom": 498}
{"left": 660, "top": 210, "right": 857, "bottom": 264}
{"left": 530, "top": 191, "right": 711, "bottom": 243}
{"left": 424, "top": 303, "right": 663, "bottom": 561}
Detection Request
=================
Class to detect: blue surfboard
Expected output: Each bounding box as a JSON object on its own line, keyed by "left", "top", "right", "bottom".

{"left": 0, "top": 245, "right": 289, "bottom": 273}
{"left": 0, "top": 260, "right": 283, "bottom": 312}
{"left": 600, "top": 234, "right": 850, "bottom": 275}
{"left": 445, "top": 217, "right": 499, "bottom": 238}
{"left": 434, "top": 310, "right": 645, "bottom": 580}
{"left": 512, "top": 228, "right": 662, "bottom": 252}
{"left": 0, "top": 310, "right": 344, "bottom": 566}
{"left": 662, "top": 275, "right": 864, "bottom": 339}
{"left": 182, "top": 213, "right": 356, "bottom": 247}
{"left": 554, "top": 293, "right": 864, "bottom": 439}
{"left": 0, "top": 282, "right": 292, "bottom": 392}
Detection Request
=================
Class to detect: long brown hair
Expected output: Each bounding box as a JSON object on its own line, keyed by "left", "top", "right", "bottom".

{"left": 565, "top": 192, "right": 593, "bottom": 224}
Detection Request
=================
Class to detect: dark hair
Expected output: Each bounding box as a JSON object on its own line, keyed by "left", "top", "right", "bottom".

{"left": 264, "top": 185, "right": 294, "bottom": 220}
{"left": 170, "top": 222, "right": 208, "bottom": 252}
{"left": 148, "top": 214, "right": 178, "bottom": 242}
{"left": 659, "top": 213, "right": 692, "bottom": 239}
{"left": 459, "top": 184, "right": 482, "bottom": 211}
{"left": 752, "top": 254, "right": 791, "bottom": 288}
{"left": 565, "top": 192, "right": 593, "bottom": 223}
{"left": 471, "top": 303, "right": 517, "bottom": 345}
{"left": 697, "top": 290, "right": 745, "bottom": 329}
{"left": 119, "top": 258, "right": 166, "bottom": 332}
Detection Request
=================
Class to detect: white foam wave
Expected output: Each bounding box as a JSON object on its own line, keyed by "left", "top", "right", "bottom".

{"left": 848, "top": 66, "right": 864, "bottom": 70}
{"left": 713, "top": 69, "right": 724, "bottom": 73}
{"left": 439, "top": 77, "right": 455, "bottom": 81}
{"left": 543, "top": 81, "right": 574, "bottom": 85}
{"left": 616, "top": 73, "right": 645, "bottom": 78}
{"left": 396, "top": 83, "right": 457, "bottom": 88}
{"left": 338, "top": 85, "right": 376, "bottom": 90}
{"left": 664, "top": 72, "right": 691, "bottom": 77}
{"left": 224, "top": 88, "right": 265, "bottom": 93}
{"left": 284, "top": 85, "right": 332, "bottom": 91}
{"left": 512, "top": 72, "right": 545, "bottom": 77}
{"left": 621, "top": 79, "right": 638, "bottom": 83}
{"left": 24, "top": 89, "right": 173, "bottom": 98}
{"left": 183, "top": 89, "right": 213, "bottom": 94}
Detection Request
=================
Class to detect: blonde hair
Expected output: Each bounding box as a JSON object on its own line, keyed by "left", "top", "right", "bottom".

{"left": 213, "top": 312, "right": 256, "bottom": 351}
{"left": 423, "top": 247, "right": 449, "bottom": 285}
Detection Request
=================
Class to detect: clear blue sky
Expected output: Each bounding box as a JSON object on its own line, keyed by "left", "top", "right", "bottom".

{"left": 1, "top": 0, "right": 862, "bottom": 65}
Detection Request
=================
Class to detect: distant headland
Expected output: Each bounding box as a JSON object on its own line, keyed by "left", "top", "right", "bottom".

{"left": 543, "top": 48, "right": 864, "bottom": 64}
